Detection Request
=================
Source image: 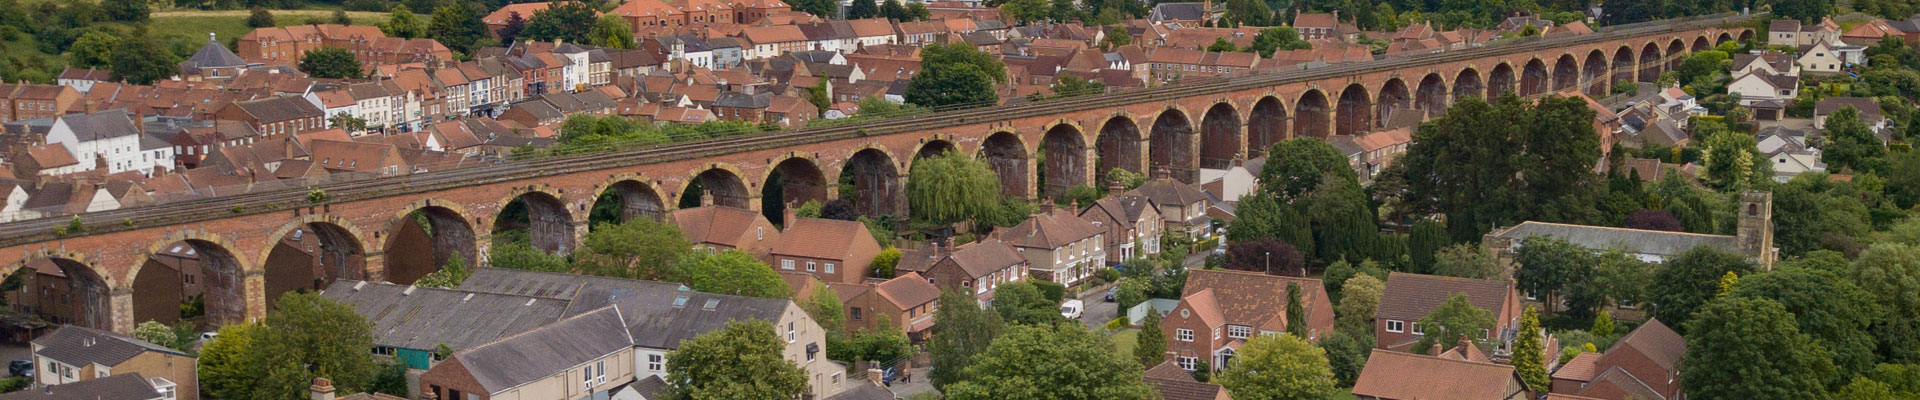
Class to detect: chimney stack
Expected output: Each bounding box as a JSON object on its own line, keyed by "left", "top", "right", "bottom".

{"left": 309, "top": 378, "right": 336, "bottom": 400}
{"left": 866, "top": 368, "right": 885, "bottom": 386}
{"left": 422, "top": 391, "right": 439, "bottom": 400}
{"left": 1107, "top": 180, "right": 1125, "bottom": 196}
{"left": 1039, "top": 199, "right": 1053, "bottom": 214}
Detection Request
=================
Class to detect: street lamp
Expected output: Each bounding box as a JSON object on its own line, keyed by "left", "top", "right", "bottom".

{"left": 1264, "top": 251, "right": 1270, "bottom": 274}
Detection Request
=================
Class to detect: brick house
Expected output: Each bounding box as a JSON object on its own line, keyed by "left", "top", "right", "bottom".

{"left": 1142, "top": 361, "right": 1232, "bottom": 400}
{"left": 32, "top": 325, "right": 199, "bottom": 399}
{"left": 833, "top": 272, "right": 940, "bottom": 341}
{"left": 1161, "top": 269, "right": 1333, "bottom": 372}
{"left": 992, "top": 203, "right": 1105, "bottom": 286}
{"left": 1293, "top": 13, "right": 1339, "bottom": 40}
{"left": 770, "top": 217, "right": 882, "bottom": 284}
{"left": 1128, "top": 177, "right": 1213, "bottom": 239}
{"left": 669, "top": 205, "right": 780, "bottom": 258}
{"left": 213, "top": 96, "right": 326, "bottom": 136}
{"left": 1351, "top": 349, "right": 1531, "bottom": 400}
{"left": 308, "top": 139, "right": 409, "bottom": 176}
{"left": 0, "top": 83, "right": 81, "bottom": 123}
{"left": 894, "top": 239, "right": 1029, "bottom": 302}
{"left": 420, "top": 306, "right": 634, "bottom": 400}
{"left": 1550, "top": 319, "right": 1686, "bottom": 400}
{"left": 1078, "top": 191, "right": 1164, "bottom": 263}
{"left": 1375, "top": 273, "right": 1523, "bottom": 354}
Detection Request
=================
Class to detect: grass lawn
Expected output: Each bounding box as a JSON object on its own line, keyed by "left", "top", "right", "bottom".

{"left": 1112, "top": 328, "right": 1139, "bottom": 356}
{"left": 1327, "top": 391, "right": 1357, "bottom": 400}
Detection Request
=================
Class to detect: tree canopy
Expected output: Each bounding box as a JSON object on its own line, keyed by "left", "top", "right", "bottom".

{"left": 1396, "top": 94, "right": 1603, "bottom": 241}
{"left": 1682, "top": 296, "right": 1837, "bottom": 399}
{"left": 1216, "top": 334, "right": 1338, "bottom": 400}
{"left": 666, "top": 319, "right": 810, "bottom": 399}
{"left": 944, "top": 324, "right": 1157, "bottom": 400}
{"left": 905, "top": 42, "right": 1005, "bottom": 108}
{"left": 299, "top": 47, "right": 364, "bottom": 79}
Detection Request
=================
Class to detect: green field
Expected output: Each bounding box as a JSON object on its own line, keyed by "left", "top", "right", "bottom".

{"left": 148, "top": 10, "right": 394, "bottom": 46}
{"left": 1112, "top": 328, "right": 1139, "bottom": 356}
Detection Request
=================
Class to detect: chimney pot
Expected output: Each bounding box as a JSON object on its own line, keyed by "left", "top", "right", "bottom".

{"left": 866, "top": 368, "right": 885, "bottom": 385}
{"left": 309, "top": 377, "right": 336, "bottom": 400}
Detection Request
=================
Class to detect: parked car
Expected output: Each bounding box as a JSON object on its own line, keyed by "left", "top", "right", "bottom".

{"left": 881, "top": 367, "right": 899, "bottom": 386}
{"left": 8, "top": 360, "right": 31, "bottom": 378}
{"left": 1060, "top": 299, "right": 1084, "bottom": 320}
{"left": 1105, "top": 286, "right": 1117, "bottom": 302}
{"left": 199, "top": 332, "right": 219, "bottom": 342}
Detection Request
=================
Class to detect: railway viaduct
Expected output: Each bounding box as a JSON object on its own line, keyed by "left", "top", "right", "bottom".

{"left": 0, "top": 15, "right": 1755, "bottom": 333}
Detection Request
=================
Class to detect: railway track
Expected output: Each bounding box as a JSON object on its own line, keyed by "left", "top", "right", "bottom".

{"left": 0, "top": 12, "right": 1756, "bottom": 245}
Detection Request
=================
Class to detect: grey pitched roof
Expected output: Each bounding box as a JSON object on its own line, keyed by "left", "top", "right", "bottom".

{"left": 454, "top": 305, "right": 632, "bottom": 394}
{"left": 0, "top": 373, "right": 160, "bottom": 400}
{"left": 234, "top": 96, "right": 325, "bottom": 123}
{"left": 1815, "top": 97, "right": 1883, "bottom": 122}
{"left": 624, "top": 375, "right": 673, "bottom": 399}
{"left": 184, "top": 36, "right": 247, "bottom": 71}
{"left": 1488, "top": 221, "right": 1741, "bottom": 258}
{"left": 321, "top": 280, "right": 566, "bottom": 351}
{"left": 60, "top": 109, "right": 141, "bottom": 141}
{"left": 458, "top": 268, "right": 793, "bottom": 350}
{"left": 1151, "top": 2, "right": 1207, "bottom": 21}
{"left": 1131, "top": 177, "right": 1210, "bottom": 206}
{"left": 826, "top": 381, "right": 895, "bottom": 400}
{"left": 33, "top": 325, "right": 188, "bottom": 367}
{"left": 713, "top": 91, "right": 773, "bottom": 109}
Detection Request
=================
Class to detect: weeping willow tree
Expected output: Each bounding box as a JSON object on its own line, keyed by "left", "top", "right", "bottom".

{"left": 907, "top": 150, "right": 1002, "bottom": 226}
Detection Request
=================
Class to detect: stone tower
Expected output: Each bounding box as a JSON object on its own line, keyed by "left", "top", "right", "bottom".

{"left": 1736, "top": 191, "right": 1776, "bottom": 270}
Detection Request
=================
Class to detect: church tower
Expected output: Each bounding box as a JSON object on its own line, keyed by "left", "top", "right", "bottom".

{"left": 1736, "top": 191, "right": 1776, "bottom": 270}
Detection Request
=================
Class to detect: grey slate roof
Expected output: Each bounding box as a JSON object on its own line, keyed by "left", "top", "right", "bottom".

{"left": 234, "top": 96, "right": 325, "bottom": 123}
{"left": 713, "top": 91, "right": 773, "bottom": 109}
{"left": 454, "top": 305, "right": 632, "bottom": 394}
{"left": 1489, "top": 221, "right": 1741, "bottom": 258}
{"left": 60, "top": 109, "right": 141, "bottom": 141}
{"left": 33, "top": 325, "right": 188, "bottom": 367}
{"left": 0, "top": 373, "right": 160, "bottom": 400}
{"left": 321, "top": 280, "right": 566, "bottom": 351}
{"left": 458, "top": 268, "right": 793, "bottom": 350}
{"left": 1150, "top": 2, "right": 1207, "bottom": 21}
{"left": 826, "top": 381, "right": 895, "bottom": 400}
{"left": 183, "top": 36, "right": 247, "bottom": 71}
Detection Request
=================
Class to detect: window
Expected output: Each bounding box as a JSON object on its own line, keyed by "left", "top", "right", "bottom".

{"left": 1227, "top": 325, "right": 1251, "bottom": 339}
{"left": 1177, "top": 356, "right": 1198, "bottom": 371}
{"left": 648, "top": 354, "right": 664, "bottom": 371}
{"left": 595, "top": 360, "right": 607, "bottom": 384}
{"left": 1176, "top": 328, "right": 1194, "bottom": 342}
{"left": 1412, "top": 323, "right": 1425, "bottom": 335}
{"left": 583, "top": 365, "right": 595, "bottom": 390}
{"left": 1386, "top": 320, "right": 1405, "bottom": 333}
{"left": 806, "top": 261, "right": 817, "bottom": 272}
{"left": 782, "top": 259, "right": 794, "bottom": 270}
{"left": 851, "top": 307, "right": 863, "bottom": 320}
{"left": 788, "top": 322, "right": 797, "bottom": 342}
{"left": 825, "top": 263, "right": 835, "bottom": 274}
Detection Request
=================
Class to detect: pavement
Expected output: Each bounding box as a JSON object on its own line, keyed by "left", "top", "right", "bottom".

{"left": 888, "top": 366, "right": 937, "bottom": 398}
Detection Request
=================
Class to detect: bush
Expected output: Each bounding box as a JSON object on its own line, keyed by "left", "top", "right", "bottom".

{"left": 1105, "top": 316, "right": 1129, "bottom": 330}
{"left": 0, "top": 377, "right": 26, "bottom": 393}
{"left": 1096, "top": 268, "right": 1121, "bottom": 282}
{"left": 246, "top": 8, "right": 275, "bottom": 28}
{"left": 1033, "top": 280, "right": 1066, "bottom": 303}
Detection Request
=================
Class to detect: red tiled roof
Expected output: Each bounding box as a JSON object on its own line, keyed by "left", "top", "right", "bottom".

{"left": 1352, "top": 350, "right": 1521, "bottom": 399}
{"left": 1553, "top": 352, "right": 1602, "bottom": 383}
{"left": 873, "top": 272, "right": 939, "bottom": 309}
{"left": 771, "top": 218, "right": 873, "bottom": 260}
{"left": 1377, "top": 272, "right": 1513, "bottom": 322}
{"left": 670, "top": 206, "right": 771, "bottom": 248}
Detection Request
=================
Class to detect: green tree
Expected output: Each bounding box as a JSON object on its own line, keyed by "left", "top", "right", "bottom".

{"left": 329, "top": 112, "right": 369, "bottom": 132}
{"left": 791, "top": 0, "right": 836, "bottom": 17}
{"left": 521, "top": 0, "right": 599, "bottom": 43}
{"left": 1730, "top": 267, "right": 1881, "bottom": 381}
{"left": 1822, "top": 106, "right": 1887, "bottom": 174}
{"left": 1397, "top": 94, "right": 1603, "bottom": 242}
{"left": 1412, "top": 293, "right": 1495, "bottom": 353}
{"left": 299, "top": 47, "right": 363, "bottom": 79}
{"left": 1699, "top": 122, "right": 1770, "bottom": 191}
{"left": 847, "top": 0, "right": 879, "bottom": 19}
{"left": 1135, "top": 312, "right": 1169, "bottom": 367}
{"left": 489, "top": 241, "right": 571, "bottom": 272}
{"left": 589, "top": 14, "right": 636, "bottom": 49}
{"left": 1224, "top": 0, "right": 1271, "bottom": 26}
{"left": 1245, "top": 26, "right": 1311, "bottom": 57}
{"left": 247, "top": 7, "right": 275, "bottom": 28}
{"left": 1104, "top": 26, "right": 1132, "bottom": 48}
{"left": 1430, "top": 243, "right": 1501, "bottom": 280}
{"left": 197, "top": 323, "right": 262, "bottom": 400}
{"left": 1216, "top": 334, "right": 1336, "bottom": 400}
{"left": 1682, "top": 296, "right": 1836, "bottom": 399}
{"left": 103, "top": 0, "right": 148, "bottom": 22}
{"left": 1852, "top": 243, "right": 1920, "bottom": 362}
{"left": 929, "top": 289, "right": 1004, "bottom": 390}
{"left": 246, "top": 292, "right": 379, "bottom": 398}
{"left": 1285, "top": 282, "right": 1308, "bottom": 337}
{"left": 68, "top": 30, "right": 118, "bottom": 68}
{"left": 1320, "top": 330, "right": 1372, "bottom": 387}
{"left": 1511, "top": 307, "right": 1548, "bottom": 391}
{"left": 671, "top": 250, "right": 790, "bottom": 298}
{"left": 574, "top": 218, "right": 691, "bottom": 280}
{"left": 805, "top": 77, "right": 831, "bottom": 112}
{"left": 333, "top": 10, "right": 353, "bottom": 25}
{"left": 804, "top": 287, "right": 845, "bottom": 336}
{"left": 430, "top": 1, "right": 492, "bottom": 56}
{"left": 1207, "top": 37, "right": 1238, "bottom": 52}
{"left": 1001, "top": 0, "right": 1048, "bottom": 22}
{"left": 879, "top": 0, "right": 908, "bottom": 20}
{"left": 1406, "top": 219, "right": 1448, "bottom": 274}
{"left": 131, "top": 321, "right": 177, "bottom": 349}
{"left": 1513, "top": 236, "right": 1596, "bottom": 315}
{"left": 1049, "top": 74, "right": 1106, "bottom": 98}
{"left": 944, "top": 324, "right": 1156, "bottom": 400}
{"left": 992, "top": 281, "right": 1064, "bottom": 325}
{"left": 1592, "top": 310, "right": 1616, "bottom": 337}
{"left": 381, "top": 5, "right": 430, "bottom": 38}
{"left": 412, "top": 253, "right": 470, "bottom": 289}
{"left": 110, "top": 36, "right": 180, "bottom": 85}
{"left": 907, "top": 150, "right": 1002, "bottom": 225}
{"left": 905, "top": 42, "right": 1003, "bottom": 108}
{"left": 1649, "top": 245, "right": 1755, "bottom": 331}
{"left": 870, "top": 247, "right": 902, "bottom": 278}
{"left": 1335, "top": 274, "right": 1384, "bottom": 334}
{"left": 666, "top": 319, "right": 809, "bottom": 399}
{"left": 1226, "top": 196, "right": 1315, "bottom": 261}
{"left": 1773, "top": 0, "right": 1835, "bottom": 23}
{"left": 1258, "top": 138, "right": 1354, "bottom": 202}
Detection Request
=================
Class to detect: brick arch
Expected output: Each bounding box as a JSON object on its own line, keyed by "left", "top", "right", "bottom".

{"left": 1042, "top": 119, "right": 1093, "bottom": 155}
{"left": 1666, "top": 37, "right": 1688, "bottom": 71}
{"left": 837, "top": 144, "right": 907, "bottom": 216}
{"left": 1199, "top": 99, "right": 1244, "bottom": 170}
{"left": 1095, "top": 113, "right": 1146, "bottom": 175}
{"left": 1294, "top": 87, "right": 1332, "bottom": 138}
{"left": 1453, "top": 66, "right": 1484, "bottom": 101}
{"left": 1584, "top": 49, "right": 1611, "bottom": 96}
{"left": 1149, "top": 103, "right": 1199, "bottom": 181}
{"left": 675, "top": 162, "right": 755, "bottom": 210}
{"left": 14, "top": 249, "right": 116, "bottom": 330}
{"left": 1333, "top": 82, "right": 1372, "bottom": 136}
{"left": 759, "top": 153, "right": 826, "bottom": 196}
{"left": 1488, "top": 61, "right": 1517, "bottom": 97}
{"left": 382, "top": 197, "right": 479, "bottom": 284}
{"left": 910, "top": 133, "right": 961, "bottom": 162}
{"left": 1246, "top": 94, "right": 1289, "bottom": 158}
{"left": 254, "top": 214, "right": 373, "bottom": 270}
{"left": 589, "top": 173, "right": 672, "bottom": 222}
{"left": 1040, "top": 120, "right": 1091, "bottom": 199}
{"left": 130, "top": 230, "right": 251, "bottom": 326}
{"left": 491, "top": 184, "right": 578, "bottom": 254}
{"left": 978, "top": 128, "right": 1032, "bottom": 198}
{"left": 1415, "top": 72, "right": 1449, "bottom": 117}
{"left": 1692, "top": 35, "right": 1712, "bottom": 52}
{"left": 13, "top": 249, "right": 109, "bottom": 287}
{"left": 1552, "top": 53, "right": 1581, "bottom": 93}
{"left": 1376, "top": 76, "right": 1411, "bottom": 125}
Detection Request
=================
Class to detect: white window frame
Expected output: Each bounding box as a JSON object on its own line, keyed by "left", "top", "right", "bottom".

{"left": 648, "top": 354, "right": 664, "bottom": 371}
{"left": 1177, "top": 356, "right": 1198, "bottom": 371}
{"left": 1176, "top": 328, "right": 1194, "bottom": 342}
{"left": 1386, "top": 320, "right": 1405, "bottom": 333}
{"left": 825, "top": 263, "right": 835, "bottom": 274}
{"left": 1227, "top": 325, "right": 1251, "bottom": 339}
{"left": 1412, "top": 323, "right": 1425, "bottom": 335}
{"left": 807, "top": 261, "right": 817, "bottom": 272}
{"left": 781, "top": 259, "right": 794, "bottom": 270}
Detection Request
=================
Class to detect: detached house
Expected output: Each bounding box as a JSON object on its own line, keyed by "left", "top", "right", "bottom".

{"left": 1375, "top": 273, "right": 1523, "bottom": 354}
{"left": 1352, "top": 349, "right": 1531, "bottom": 400}
{"left": 770, "top": 217, "right": 883, "bottom": 284}
{"left": 1130, "top": 176, "right": 1214, "bottom": 239}
{"left": 1550, "top": 319, "right": 1687, "bottom": 400}
{"left": 31, "top": 325, "right": 199, "bottom": 399}
{"left": 1162, "top": 269, "right": 1334, "bottom": 372}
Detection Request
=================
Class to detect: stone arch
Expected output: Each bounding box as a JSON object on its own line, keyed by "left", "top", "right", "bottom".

{"left": 1584, "top": 49, "right": 1610, "bottom": 96}
{"left": 494, "top": 186, "right": 577, "bottom": 254}
{"left": 1553, "top": 54, "right": 1580, "bottom": 93}
{"left": 258, "top": 215, "right": 370, "bottom": 307}
{"left": 1376, "top": 78, "right": 1411, "bottom": 127}
{"left": 762, "top": 155, "right": 829, "bottom": 226}
{"left": 680, "top": 163, "right": 754, "bottom": 210}
{"left": 383, "top": 199, "right": 477, "bottom": 285}
{"left": 1042, "top": 122, "right": 1090, "bottom": 198}
{"left": 1150, "top": 106, "right": 1198, "bottom": 182}
{"left": 11, "top": 251, "right": 113, "bottom": 329}
{"left": 130, "top": 232, "right": 249, "bottom": 326}
{"left": 1453, "top": 67, "right": 1484, "bottom": 101}
{"left": 1096, "top": 115, "right": 1145, "bottom": 175}
{"left": 590, "top": 174, "right": 670, "bottom": 225}
{"left": 1613, "top": 45, "right": 1637, "bottom": 88}
{"left": 1488, "top": 62, "right": 1517, "bottom": 97}
{"left": 1200, "top": 101, "right": 1244, "bottom": 170}
{"left": 1692, "top": 36, "right": 1712, "bottom": 52}
{"left": 1639, "top": 41, "right": 1663, "bottom": 83}
{"left": 1415, "top": 73, "right": 1448, "bottom": 117}
{"left": 1521, "top": 58, "right": 1550, "bottom": 96}
{"left": 1667, "top": 38, "right": 1688, "bottom": 71}
{"left": 1246, "top": 96, "right": 1288, "bottom": 158}
{"left": 1295, "top": 89, "right": 1331, "bottom": 139}
{"left": 843, "top": 147, "right": 906, "bottom": 217}
{"left": 980, "top": 129, "right": 1031, "bottom": 198}
{"left": 1335, "top": 83, "right": 1372, "bottom": 136}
